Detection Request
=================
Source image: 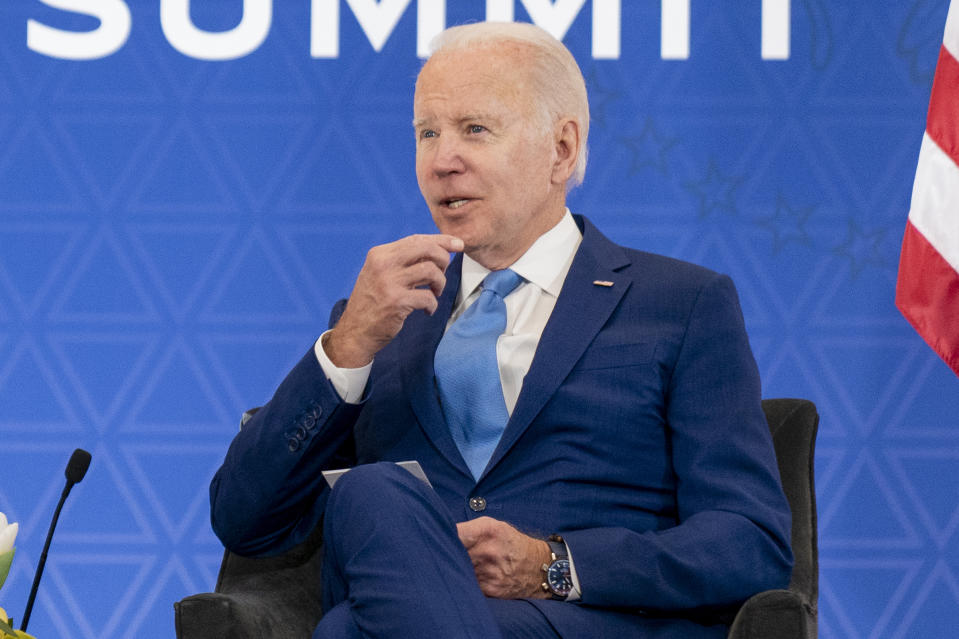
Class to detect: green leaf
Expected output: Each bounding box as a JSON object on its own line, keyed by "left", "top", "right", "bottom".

{"left": 0, "top": 617, "right": 34, "bottom": 639}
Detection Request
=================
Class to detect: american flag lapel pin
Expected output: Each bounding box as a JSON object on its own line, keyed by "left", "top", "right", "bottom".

{"left": 593, "top": 280, "right": 614, "bottom": 287}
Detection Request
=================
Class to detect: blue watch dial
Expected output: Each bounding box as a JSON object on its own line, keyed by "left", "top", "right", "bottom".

{"left": 547, "top": 558, "right": 572, "bottom": 596}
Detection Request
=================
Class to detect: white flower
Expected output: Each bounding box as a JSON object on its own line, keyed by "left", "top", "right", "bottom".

{"left": 0, "top": 512, "right": 17, "bottom": 554}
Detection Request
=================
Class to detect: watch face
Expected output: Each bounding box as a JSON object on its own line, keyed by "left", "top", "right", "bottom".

{"left": 547, "top": 559, "right": 572, "bottom": 596}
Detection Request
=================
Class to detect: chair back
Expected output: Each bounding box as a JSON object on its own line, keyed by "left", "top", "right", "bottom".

{"left": 761, "top": 398, "right": 819, "bottom": 635}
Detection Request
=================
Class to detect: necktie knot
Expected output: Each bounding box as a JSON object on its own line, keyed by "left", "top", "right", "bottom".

{"left": 481, "top": 269, "right": 522, "bottom": 299}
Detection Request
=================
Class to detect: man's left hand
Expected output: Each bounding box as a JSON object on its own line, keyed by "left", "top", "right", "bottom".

{"left": 456, "top": 517, "right": 552, "bottom": 600}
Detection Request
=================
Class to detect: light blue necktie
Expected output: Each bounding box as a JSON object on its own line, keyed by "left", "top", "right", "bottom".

{"left": 435, "top": 269, "right": 523, "bottom": 480}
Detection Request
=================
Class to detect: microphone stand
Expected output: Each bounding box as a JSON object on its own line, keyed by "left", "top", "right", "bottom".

{"left": 20, "top": 481, "right": 74, "bottom": 633}
{"left": 21, "top": 449, "right": 90, "bottom": 633}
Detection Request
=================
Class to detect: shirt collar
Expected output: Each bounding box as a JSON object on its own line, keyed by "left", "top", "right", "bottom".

{"left": 458, "top": 209, "right": 582, "bottom": 304}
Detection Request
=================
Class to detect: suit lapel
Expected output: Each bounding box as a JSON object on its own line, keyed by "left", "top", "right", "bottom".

{"left": 482, "top": 217, "right": 632, "bottom": 479}
{"left": 400, "top": 254, "right": 472, "bottom": 477}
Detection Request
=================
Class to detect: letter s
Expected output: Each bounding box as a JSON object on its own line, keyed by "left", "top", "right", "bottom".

{"left": 28, "top": 0, "right": 131, "bottom": 60}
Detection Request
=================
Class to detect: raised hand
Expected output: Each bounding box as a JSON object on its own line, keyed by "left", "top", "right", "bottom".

{"left": 324, "top": 234, "right": 463, "bottom": 368}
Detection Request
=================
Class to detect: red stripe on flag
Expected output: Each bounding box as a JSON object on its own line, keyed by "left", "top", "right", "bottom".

{"left": 897, "top": 221, "right": 959, "bottom": 375}
{"left": 927, "top": 44, "right": 959, "bottom": 168}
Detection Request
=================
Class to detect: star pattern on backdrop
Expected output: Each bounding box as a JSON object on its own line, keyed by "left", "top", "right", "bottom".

{"left": 583, "top": 66, "right": 625, "bottom": 130}
{"left": 683, "top": 158, "right": 746, "bottom": 219}
{"left": 1, "top": 3, "right": 957, "bottom": 638}
{"left": 754, "top": 193, "right": 815, "bottom": 254}
{"left": 832, "top": 217, "right": 894, "bottom": 279}
{"left": 624, "top": 118, "right": 680, "bottom": 177}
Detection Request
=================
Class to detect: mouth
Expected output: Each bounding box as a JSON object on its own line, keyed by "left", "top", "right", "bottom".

{"left": 441, "top": 197, "right": 474, "bottom": 210}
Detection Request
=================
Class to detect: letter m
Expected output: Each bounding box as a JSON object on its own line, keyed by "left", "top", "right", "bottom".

{"left": 312, "top": 0, "right": 447, "bottom": 58}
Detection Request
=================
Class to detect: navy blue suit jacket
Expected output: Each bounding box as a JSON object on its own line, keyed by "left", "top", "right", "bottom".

{"left": 210, "top": 215, "right": 793, "bottom": 637}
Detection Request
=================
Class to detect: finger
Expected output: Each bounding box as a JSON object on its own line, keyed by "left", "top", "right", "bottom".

{"left": 456, "top": 518, "right": 490, "bottom": 549}
{"left": 364, "top": 234, "right": 460, "bottom": 278}
{"left": 456, "top": 520, "right": 477, "bottom": 548}
{"left": 405, "top": 288, "right": 441, "bottom": 316}
{"left": 401, "top": 260, "right": 447, "bottom": 299}
{"left": 397, "top": 234, "right": 462, "bottom": 265}
{"left": 429, "top": 234, "right": 465, "bottom": 254}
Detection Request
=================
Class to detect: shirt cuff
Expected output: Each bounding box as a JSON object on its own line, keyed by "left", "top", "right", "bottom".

{"left": 565, "top": 540, "right": 582, "bottom": 601}
{"left": 313, "top": 331, "right": 372, "bottom": 404}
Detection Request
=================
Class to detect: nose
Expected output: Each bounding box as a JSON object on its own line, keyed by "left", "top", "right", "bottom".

{"left": 429, "top": 135, "right": 466, "bottom": 177}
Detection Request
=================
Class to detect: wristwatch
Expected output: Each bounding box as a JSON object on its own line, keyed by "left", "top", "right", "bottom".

{"left": 541, "top": 534, "right": 572, "bottom": 600}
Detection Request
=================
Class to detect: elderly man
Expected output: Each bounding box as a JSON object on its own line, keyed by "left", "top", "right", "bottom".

{"left": 210, "top": 21, "right": 793, "bottom": 639}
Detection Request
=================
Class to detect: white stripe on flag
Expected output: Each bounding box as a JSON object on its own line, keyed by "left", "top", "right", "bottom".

{"left": 946, "top": 0, "right": 959, "bottom": 58}
{"left": 909, "top": 131, "right": 959, "bottom": 274}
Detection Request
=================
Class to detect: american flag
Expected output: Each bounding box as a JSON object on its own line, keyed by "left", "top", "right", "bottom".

{"left": 896, "top": 0, "right": 959, "bottom": 376}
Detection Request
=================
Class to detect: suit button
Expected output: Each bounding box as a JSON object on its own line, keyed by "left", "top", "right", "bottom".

{"left": 468, "top": 496, "right": 487, "bottom": 512}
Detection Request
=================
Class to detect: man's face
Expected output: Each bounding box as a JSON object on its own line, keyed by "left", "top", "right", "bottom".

{"left": 413, "top": 44, "right": 567, "bottom": 270}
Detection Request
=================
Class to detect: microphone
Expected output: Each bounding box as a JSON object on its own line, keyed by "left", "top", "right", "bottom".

{"left": 20, "top": 448, "right": 92, "bottom": 633}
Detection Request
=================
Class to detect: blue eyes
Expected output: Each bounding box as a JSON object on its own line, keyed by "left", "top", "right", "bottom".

{"left": 419, "top": 125, "right": 486, "bottom": 139}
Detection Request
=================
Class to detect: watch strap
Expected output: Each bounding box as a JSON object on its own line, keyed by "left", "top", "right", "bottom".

{"left": 547, "top": 537, "right": 567, "bottom": 561}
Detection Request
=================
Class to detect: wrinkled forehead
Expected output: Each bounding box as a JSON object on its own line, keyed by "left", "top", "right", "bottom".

{"left": 413, "top": 43, "right": 537, "bottom": 114}
{"left": 418, "top": 41, "right": 539, "bottom": 89}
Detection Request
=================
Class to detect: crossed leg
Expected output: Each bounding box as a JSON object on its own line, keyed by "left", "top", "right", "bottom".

{"left": 314, "top": 462, "right": 559, "bottom": 639}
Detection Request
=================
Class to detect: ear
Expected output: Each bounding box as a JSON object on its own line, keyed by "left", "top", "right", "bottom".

{"left": 550, "top": 119, "right": 581, "bottom": 186}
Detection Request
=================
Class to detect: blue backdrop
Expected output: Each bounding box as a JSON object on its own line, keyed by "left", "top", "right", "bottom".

{"left": 1, "top": 1, "right": 957, "bottom": 637}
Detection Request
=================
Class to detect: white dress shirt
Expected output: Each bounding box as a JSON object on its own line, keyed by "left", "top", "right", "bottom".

{"left": 445, "top": 210, "right": 581, "bottom": 414}
{"left": 313, "top": 209, "right": 584, "bottom": 598}
{"left": 314, "top": 210, "right": 582, "bottom": 406}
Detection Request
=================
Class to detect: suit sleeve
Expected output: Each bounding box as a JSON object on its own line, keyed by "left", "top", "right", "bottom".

{"left": 209, "top": 300, "right": 363, "bottom": 556}
{"left": 562, "top": 274, "right": 794, "bottom": 612}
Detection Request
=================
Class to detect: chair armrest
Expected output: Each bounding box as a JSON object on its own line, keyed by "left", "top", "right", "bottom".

{"left": 175, "top": 591, "right": 294, "bottom": 639}
{"left": 727, "top": 589, "right": 812, "bottom": 639}
{"left": 175, "top": 524, "right": 325, "bottom": 639}
{"left": 175, "top": 569, "right": 323, "bottom": 639}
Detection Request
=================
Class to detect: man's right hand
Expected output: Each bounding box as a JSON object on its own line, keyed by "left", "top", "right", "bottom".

{"left": 323, "top": 234, "right": 464, "bottom": 368}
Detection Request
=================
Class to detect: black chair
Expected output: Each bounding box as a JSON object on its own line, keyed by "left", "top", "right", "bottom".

{"left": 728, "top": 398, "right": 818, "bottom": 639}
{"left": 175, "top": 398, "right": 818, "bottom": 639}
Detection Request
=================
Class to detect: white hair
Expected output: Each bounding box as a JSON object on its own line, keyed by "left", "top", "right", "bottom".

{"left": 426, "top": 22, "right": 590, "bottom": 189}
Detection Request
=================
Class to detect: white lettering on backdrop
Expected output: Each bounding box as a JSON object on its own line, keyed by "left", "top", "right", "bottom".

{"left": 27, "top": 0, "right": 791, "bottom": 62}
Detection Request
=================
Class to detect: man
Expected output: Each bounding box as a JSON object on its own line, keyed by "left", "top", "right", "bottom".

{"left": 210, "top": 21, "right": 793, "bottom": 639}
